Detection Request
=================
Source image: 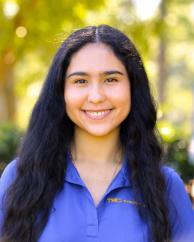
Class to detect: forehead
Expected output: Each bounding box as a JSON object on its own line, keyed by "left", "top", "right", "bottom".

{"left": 66, "top": 43, "right": 127, "bottom": 75}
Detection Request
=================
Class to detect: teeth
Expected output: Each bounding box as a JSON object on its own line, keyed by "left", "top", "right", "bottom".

{"left": 86, "top": 110, "right": 109, "bottom": 116}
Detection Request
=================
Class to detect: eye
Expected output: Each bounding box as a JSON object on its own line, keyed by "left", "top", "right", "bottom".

{"left": 105, "top": 78, "right": 118, "bottom": 83}
{"left": 74, "top": 79, "right": 87, "bottom": 84}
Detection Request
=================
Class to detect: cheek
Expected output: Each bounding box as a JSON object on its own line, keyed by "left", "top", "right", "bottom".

{"left": 123, "top": 82, "right": 131, "bottom": 104}
{"left": 64, "top": 89, "right": 74, "bottom": 116}
{"left": 64, "top": 88, "right": 86, "bottom": 116}
{"left": 119, "top": 85, "right": 131, "bottom": 117}
{"left": 65, "top": 88, "right": 80, "bottom": 106}
{"left": 114, "top": 83, "right": 131, "bottom": 107}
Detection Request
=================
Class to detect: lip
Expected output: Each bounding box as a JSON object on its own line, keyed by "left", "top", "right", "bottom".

{"left": 82, "top": 109, "right": 113, "bottom": 120}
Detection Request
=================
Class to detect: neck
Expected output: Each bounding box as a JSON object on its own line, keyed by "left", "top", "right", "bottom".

{"left": 70, "top": 126, "right": 124, "bottom": 167}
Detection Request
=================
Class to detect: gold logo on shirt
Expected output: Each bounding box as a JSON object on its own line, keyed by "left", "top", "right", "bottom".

{"left": 107, "top": 197, "right": 145, "bottom": 207}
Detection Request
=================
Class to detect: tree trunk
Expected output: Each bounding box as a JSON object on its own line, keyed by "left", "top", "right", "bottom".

{"left": 0, "top": 49, "right": 16, "bottom": 122}
{"left": 158, "top": 0, "right": 167, "bottom": 104}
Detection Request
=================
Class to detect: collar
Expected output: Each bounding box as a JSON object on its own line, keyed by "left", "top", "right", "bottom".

{"left": 64, "top": 152, "right": 132, "bottom": 191}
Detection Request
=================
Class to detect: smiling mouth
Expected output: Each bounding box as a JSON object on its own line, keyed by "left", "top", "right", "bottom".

{"left": 82, "top": 109, "right": 113, "bottom": 120}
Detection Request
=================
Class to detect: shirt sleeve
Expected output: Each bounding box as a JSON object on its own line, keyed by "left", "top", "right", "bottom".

{"left": 0, "top": 159, "right": 18, "bottom": 235}
{"left": 164, "top": 166, "right": 194, "bottom": 242}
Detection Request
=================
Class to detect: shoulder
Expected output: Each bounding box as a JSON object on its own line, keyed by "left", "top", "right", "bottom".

{"left": 161, "top": 165, "right": 194, "bottom": 241}
{"left": 161, "top": 165, "right": 184, "bottom": 189}
{"left": 0, "top": 159, "right": 18, "bottom": 198}
{"left": 161, "top": 165, "right": 190, "bottom": 204}
{"left": 160, "top": 165, "right": 191, "bottom": 209}
{"left": 0, "top": 159, "right": 18, "bottom": 234}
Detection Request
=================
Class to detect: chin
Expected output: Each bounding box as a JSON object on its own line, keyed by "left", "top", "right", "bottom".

{"left": 86, "top": 129, "right": 116, "bottom": 137}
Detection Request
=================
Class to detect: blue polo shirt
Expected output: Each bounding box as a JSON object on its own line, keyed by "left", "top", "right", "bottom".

{"left": 0, "top": 155, "right": 194, "bottom": 242}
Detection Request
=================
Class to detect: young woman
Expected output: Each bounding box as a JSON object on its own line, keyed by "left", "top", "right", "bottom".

{"left": 0, "top": 25, "right": 194, "bottom": 242}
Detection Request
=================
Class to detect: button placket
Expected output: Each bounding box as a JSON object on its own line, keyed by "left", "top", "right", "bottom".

{"left": 85, "top": 198, "right": 99, "bottom": 238}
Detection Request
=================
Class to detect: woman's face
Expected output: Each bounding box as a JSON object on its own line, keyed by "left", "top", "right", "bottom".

{"left": 64, "top": 43, "right": 131, "bottom": 137}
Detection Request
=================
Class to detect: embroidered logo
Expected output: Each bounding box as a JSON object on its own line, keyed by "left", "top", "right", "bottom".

{"left": 107, "top": 197, "right": 145, "bottom": 207}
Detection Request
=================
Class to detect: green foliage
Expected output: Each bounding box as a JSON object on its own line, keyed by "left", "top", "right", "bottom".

{"left": 0, "top": 122, "right": 23, "bottom": 173}
{"left": 0, "top": 0, "right": 105, "bottom": 57}
{"left": 158, "top": 119, "right": 194, "bottom": 180}
{"left": 164, "top": 139, "right": 194, "bottom": 181}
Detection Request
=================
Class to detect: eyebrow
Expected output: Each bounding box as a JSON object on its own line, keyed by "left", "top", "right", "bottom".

{"left": 66, "top": 70, "right": 124, "bottom": 79}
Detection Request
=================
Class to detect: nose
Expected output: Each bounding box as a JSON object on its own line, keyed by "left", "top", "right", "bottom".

{"left": 87, "top": 83, "right": 106, "bottom": 103}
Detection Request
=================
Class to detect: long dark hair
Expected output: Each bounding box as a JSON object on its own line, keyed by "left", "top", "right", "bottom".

{"left": 1, "top": 25, "right": 170, "bottom": 242}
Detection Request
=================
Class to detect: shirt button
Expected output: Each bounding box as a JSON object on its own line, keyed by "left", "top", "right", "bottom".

{"left": 86, "top": 224, "right": 98, "bottom": 237}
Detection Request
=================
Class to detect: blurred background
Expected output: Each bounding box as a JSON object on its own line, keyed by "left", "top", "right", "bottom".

{"left": 0, "top": 0, "right": 194, "bottom": 200}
